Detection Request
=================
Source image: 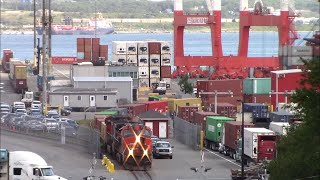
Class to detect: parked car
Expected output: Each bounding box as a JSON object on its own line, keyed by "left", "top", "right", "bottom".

{"left": 61, "top": 107, "right": 71, "bottom": 116}
{"left": 31, "top": 101, "right": 41, "bottom": 109}
{"left": 15, "top": 108, "right": 27, "bottom": 115}
{"left": 46, "top": 110, "right": 60, "bottom": 119}
{"left": 2, "top": 113, "right": 17, "bottom": 124}
{"left": 151, "top": 135, "right": 161, "bottom": 147}
{"left": 29, "top": 108, "right": 42, "bottom": 116}
{"left": 153, "top": 141, "right": 174, "bottom": 159}
{"left": 58, "top": 122, "right": 78, "bottom": 137}
{"left": 26, "top": 120, "right": 46, "bottom": 132}
{"left": 42, "top": 118, "right": 59, "bottom": 131}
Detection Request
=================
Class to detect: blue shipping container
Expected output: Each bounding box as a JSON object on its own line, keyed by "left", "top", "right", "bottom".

{"left": 243, "top": 103, "right": 269, "bottom": 118}
{"left": 269, "top": 111, "right": 294, "bottom": 122}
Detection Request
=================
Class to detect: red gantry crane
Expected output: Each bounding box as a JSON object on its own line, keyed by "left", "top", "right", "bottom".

{"left": 173, "top": 0, "right": 298, "bottom": 79}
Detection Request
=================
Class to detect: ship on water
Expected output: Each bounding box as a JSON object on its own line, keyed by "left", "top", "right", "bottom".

{"left": 36, "top": 14, "right": 114, "bottom": 35}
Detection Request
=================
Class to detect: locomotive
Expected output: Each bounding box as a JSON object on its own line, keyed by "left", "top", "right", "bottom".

{"left": 99, "top": 115, "right": 153, "bottom": 170}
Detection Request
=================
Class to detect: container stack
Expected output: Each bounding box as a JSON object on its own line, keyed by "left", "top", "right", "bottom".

{"left": 279, "top": 45, "right": 313, "bottom": 69}
{"left": 148, "top": 42, "right": 161, "bottom": 88}
{"left": 112, "top": 41, "right": 126, "bottom": 65}
{"left": 138, "top": 42, "right": 149, "bottom": 87}
{"left": 243, "top": 78, "right": 271, "bottom": 104}
{"left": 243, "top": 103, "right": 269, "bottom": 119}
{"left": 126, "top": 41, "right": 138, "bottom": 66}
{"left": 209, "top": 103, "right": 237, "bottom": 118}
{"left": 76, "top": 38, "right": 108, "bottom": 65}
{"left": 177, "top": 106, "right": 199, "bottom": 122}
{"left": 160, "top": 41, "right": 172, "bottom": 89}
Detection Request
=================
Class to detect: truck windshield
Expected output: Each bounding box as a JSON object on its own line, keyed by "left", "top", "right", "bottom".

{"left": 159, "top": 83, "right": 166, "bottom": 87}
{"left": 41, "top": 168, "right": 54, "bottom": 176}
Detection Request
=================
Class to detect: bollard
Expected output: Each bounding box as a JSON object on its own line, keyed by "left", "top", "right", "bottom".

{"left": 109, "top": 163, "right": 115, "bottom": 173}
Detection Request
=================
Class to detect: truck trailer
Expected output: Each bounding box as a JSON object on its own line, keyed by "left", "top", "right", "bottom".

{"left": 0, "top": 149, "right": 67, "bottom": 180}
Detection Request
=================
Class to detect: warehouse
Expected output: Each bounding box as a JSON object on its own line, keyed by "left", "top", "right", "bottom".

{"left": 48, "top": 88, "right": 118, "bottom": 110}
{"left": 73, "top": 76, "right": 133, "bottom": 103}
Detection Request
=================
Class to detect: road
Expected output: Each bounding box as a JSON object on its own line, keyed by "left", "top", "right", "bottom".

{"left": 1, "top": 129, "right": 238, "bottom": 180}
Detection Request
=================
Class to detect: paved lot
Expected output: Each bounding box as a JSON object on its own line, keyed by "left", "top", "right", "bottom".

{"left": 1, "top": 129, "right": 238, "bottom": 180}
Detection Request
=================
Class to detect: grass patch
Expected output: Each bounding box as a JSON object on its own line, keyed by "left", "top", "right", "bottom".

{"left": 77, "top": 119, "right": 93, "bottom": 127}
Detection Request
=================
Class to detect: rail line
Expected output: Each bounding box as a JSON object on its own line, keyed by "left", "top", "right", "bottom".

{"left": 130, "top": 170, "right": 153, "bottom": 180}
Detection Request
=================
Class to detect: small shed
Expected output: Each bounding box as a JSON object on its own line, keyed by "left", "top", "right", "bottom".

{"left": 139, "top": 110, "right": 170, "bottom": 139}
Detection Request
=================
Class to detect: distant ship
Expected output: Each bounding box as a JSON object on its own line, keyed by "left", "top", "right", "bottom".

{"left": 36, "top": 15, "right": 114, "bottom": 35}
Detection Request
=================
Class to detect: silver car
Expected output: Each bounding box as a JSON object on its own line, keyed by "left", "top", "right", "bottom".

{"left": 153, "top": 141, "right": 174, "bottom": 159}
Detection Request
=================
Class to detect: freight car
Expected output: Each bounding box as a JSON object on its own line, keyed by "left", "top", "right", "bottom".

{"left": 1, "top": 49, "right": 13, "bottom": 73}
{"left": 204, "top": 116, "right": 235, "bottom": 151}
{"left": 8, "top": 61, "right": 28, "bottom": 93}
{"left": 99, "top": 115, "right": 153, "bottom": 170}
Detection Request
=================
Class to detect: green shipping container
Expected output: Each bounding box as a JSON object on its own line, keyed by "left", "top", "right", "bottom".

{"left": 243, "top": 78, "right": 271, "bottom": 95}
{"left": 95, "top": 111, "right": 118, "bottom": 116}
{"left": 205, "top": 116, "right": 235, "bottom": 142}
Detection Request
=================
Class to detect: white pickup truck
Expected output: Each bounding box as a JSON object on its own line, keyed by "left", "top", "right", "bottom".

{"left": 0, "top": 149, "right": 67, "bottom": 180}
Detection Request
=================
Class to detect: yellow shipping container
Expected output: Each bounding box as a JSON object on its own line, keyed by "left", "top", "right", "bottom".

{"left": 139, "top": 87, "right": 150, "bottom": 92}
{"left": 15, "top": 66, "right": 27, "bottom": 79}
{"left": 166, "top": 98, "right": 202, "bottom": 113}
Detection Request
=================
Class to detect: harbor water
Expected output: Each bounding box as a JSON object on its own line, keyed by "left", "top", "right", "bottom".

{"left": 0, "top": 32, "right": 312, "bottom": 62}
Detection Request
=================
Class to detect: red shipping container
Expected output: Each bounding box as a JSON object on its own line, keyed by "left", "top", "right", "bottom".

{"left": 148, "top": 42, "right": 161, "bottom": 54}
{"left": 77, "top": 38, "right": 85, "bottom": 52}
{"left": 84, "top": 38, "right": 92, "bottom": 52}
{"left": 244, "top": 94, "right": 271, "bottom": 104}
{"left": 177, "top": 106, "right": 199, "bottom": 122}
{"left": 84, "top": 50, "right": 92, "bottom": 61}
{"left": 92, "top": 38, "right": 100, "bottom": 47}
{"left": 271, "top": 69, "right": 305, "bottom": 110}
{"left": 99, "top": 45, "right": 108, "bottom": 60}
{"left": 210, "top": 103, "right": 237, "bottom": 118}
{"left": 119, "top": 103, "right": 147, "bottom": 118}
{"left": 160, "top": 66, "right": 171, "bottom": 78}
{"left": 200, "top": 94, "right": 243, "bottom": 106}
{"left": 193, "top": 112, "right": 219, "bottom": 131}
{"left": 92, "top": 51, "right": 100, "bottom": 61}
{"left": 224, "top": 121, "right": 254, "bottom": 151}
{"left": 51, "top": 56, "right": 77, "bottom": 64}
{"left": 2, "top": 49, "right": 13, "bottom": 63}
{"left": 197, "top": 79, "right": 243, "bottom": 96}
{"left": 141, "top": 101, "right": 168, "bottom": 114}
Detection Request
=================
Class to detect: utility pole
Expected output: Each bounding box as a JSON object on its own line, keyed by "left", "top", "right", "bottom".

{"left": 33, "top": 0, "right": 37, "bottom": 68}
{"left": 42, "top": 0, "right": 47, "bottom": 114}
{"left": 48, "top": 0, "right": 52, "bottom": 76}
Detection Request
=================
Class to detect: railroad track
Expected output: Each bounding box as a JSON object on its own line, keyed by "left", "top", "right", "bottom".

{"left": 130, "top": 170, "right": 153, "bottom": 180}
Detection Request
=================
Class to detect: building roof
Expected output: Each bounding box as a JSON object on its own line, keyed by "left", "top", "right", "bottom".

{"left": 271, "top": 69, "right": 302, "bottom": 74}
{"left": 49, "top": 88, "right": 117, "bottom": 94}
{"left": 50, "top": 80, "right": 72, "bottom": 87}
{"left": 139, "top": 110, "right": 170, "bottom": 120}
{"left": 244, "top": 127, "right": 274, "bottom": 133}
{"left": 73, "top": 76, "right": 132, "bottom": 82}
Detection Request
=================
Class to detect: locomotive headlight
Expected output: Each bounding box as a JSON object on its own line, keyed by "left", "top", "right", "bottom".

{"left": 143, "top": 149, "right": 148, "bottom": 156}
{"left": 129, "top": 149, "right": 134, "bottom": 156}
{"left": 135, "top": 135, "right": 141, "bottom": 143}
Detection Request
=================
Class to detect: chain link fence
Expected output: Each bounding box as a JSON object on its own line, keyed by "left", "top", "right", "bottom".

{"left": 173, "top": 116, "right": 201, "bottom": 150}
{"left": 0, "top": 121, "right": 101, "bottom": 158}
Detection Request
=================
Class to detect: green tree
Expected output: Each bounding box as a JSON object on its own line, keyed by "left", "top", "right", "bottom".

{"left": 268, "top": 57, "right": 320, "bottom": 180}
{"left": 178, "top": 75, "right": 194, "bottom": 94}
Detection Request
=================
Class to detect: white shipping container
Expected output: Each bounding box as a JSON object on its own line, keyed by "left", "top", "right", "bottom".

{"left": 138, "top": 42, "right": 149, "bottom": 55}
{"left": 126, "top": 41, "right": 138, "bottom": 55}
{"left": 161, "top": 41, "right": 171, "bottom": 54}
{"left": 269, "top": 122, "right": 290, "bottom": 135}
{"left": 111, "top": 54, "right": 126, "bottom": 65}
{"left": 138, "top": 67, "right": 149, "bottom": 78}
{"left": 279, "top": 46, "right": 313, "bottom": 57}
{"left": 160, "top": 54, "right": 171, "bottom": 66}
{"left": 284, "top": 56, "right": 313, "bottom": 66}
{"left": 112, "top": 41, "right": 127, "bottom": 55}
{"left": 150, "top": 77, "right": 160, "bottom": 88}
{"left": 235, "top": 112, "right": 253, "bottom": 123}
{"left": 243, "top": 128, "right": 275, "bottom": 159}
{"left": 149, "top": 54, "right": 161, "bottom": 66}
{"left": 127, "top": 54, "right": 138, "bottom": 64}
{"left": 149, "top": 66, "right": 160, "bottom": 78}
{"left": 139, "top": 78, "right": 150, "bottom": 87}
{"left": 138, "top": 55, "right": 149, "bottom": 67}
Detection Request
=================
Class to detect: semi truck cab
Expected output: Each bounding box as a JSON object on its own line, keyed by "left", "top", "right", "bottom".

{"left": 0, "top": 149, "right": 67, "bottom": 180}
{"left": 152, "top": 81, "right": 167, "bottom": 95}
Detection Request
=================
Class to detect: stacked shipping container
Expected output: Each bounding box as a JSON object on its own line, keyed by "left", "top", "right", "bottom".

{"left": 1, "top": 49, "right": 13, "bottom": 73}
{"left": 160, "top": 41, "right": 172, "bottom": 89}
{"left": 243, "top": 78, "right": 271, "bottom": 104}
{"left": 138, "top": 42, "right": 150, "bottom": 87}
{"left": 74, "top": 38, "right": 108, "bottom": 65}
{"left": 209, "top": 103, "right": 237, "bottom": 118}
{"left": 177, "top": 106, "right": 199, "bottom": 122}
{"left": 149, "top": 42, "right": 161, "bottom": 87}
